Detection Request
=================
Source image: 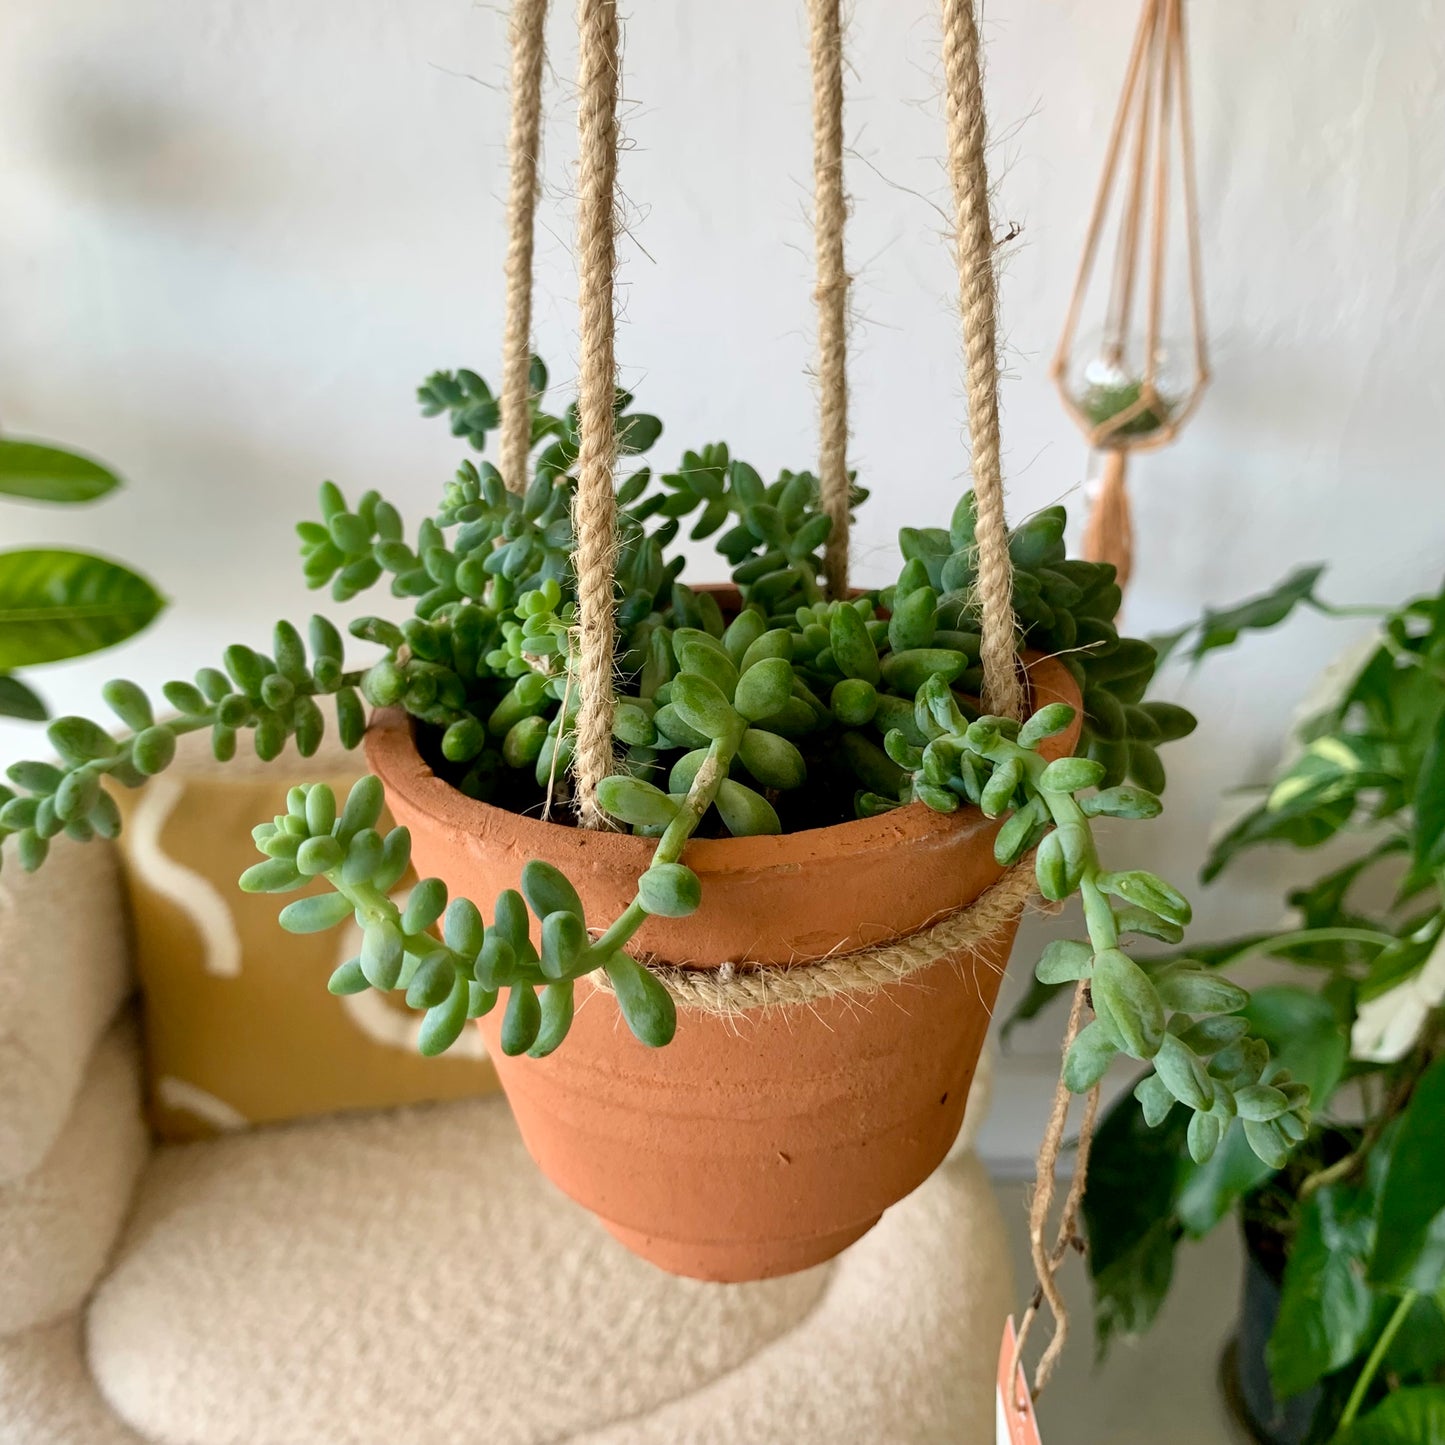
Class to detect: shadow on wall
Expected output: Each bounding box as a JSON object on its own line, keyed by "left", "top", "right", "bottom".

{"left": 34, "top": 75, "right": 273, "bottom": 219}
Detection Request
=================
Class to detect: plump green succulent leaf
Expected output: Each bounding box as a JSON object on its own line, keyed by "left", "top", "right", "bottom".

{"left": 736, "top": 728, "right": 805, "bottom": 790}
{"left": 1154, "top": 968, "right": 1248, "bottom": 1017}
{"left": 401, "top": 878, "right": 448, "bottom": 935}
{"left": 406, "top": 951, "right": 458, "bottom": 1011}
{"left": 529, "top": 981, "right": 576, "bottom": 1057}
{"left": 361, "top": 919, "right": 405, "bottom": 989}
{"left": 327, "top": 958, "right": 370, "bottom": 995}
{"left": 670, "top": 673, "right": 738, "bottom": 740}
{"left": 500, "top": 982, "right": 542, "bottom": 1056}
{"left": 521, "top": 859, "right": 585, "bottom": 922}
{"left": 637, "top": 863, "right": 702, "bottom": 917}
{"left": 1064, "top": 1019, "right": 1119, "bottom": 1092}
{"left": 1153, "top": 1033, "right": 1214, "bottom": 1112}
{"left": 597, "top": 774, "right": 679, "bottom": 829}
{"left": 1101, "top": 870, "right": 1192, "bottom": 928}
{"left": 714, "top": 778, "right": 781, "bottom": 837}
{"left": 604, "top": 953, "right": 677, "bottom": 1048}
{"left": 1036, "top": 938, "right": 1094, "bottom": 985}
{"left": 418, "top": 971, "right": 470, "bottom": 1056}
{"left": 1091, "top": 949, "right": 1166, "bottom": 1060}
{"left": 1018, "top": 702, "right": 1076, "bottom": 748}
{"left": 733, "top": 656, "right": 793, "bottom": 722}
{"left": 1039, "top": 757, "right": 1107, "bottom": 794}
{"left": 278, "top": 892, "right": 356, "bottom": 935}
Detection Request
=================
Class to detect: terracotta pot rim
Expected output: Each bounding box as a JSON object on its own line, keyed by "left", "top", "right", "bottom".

{"left": 363, "top": 650, "right": 1077, "bottom": 879}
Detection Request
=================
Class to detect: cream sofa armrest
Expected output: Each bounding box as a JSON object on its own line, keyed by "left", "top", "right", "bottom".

{"left": 0, "top": 838, "right": 134, "bottom": 1184}
{"left": 0, "top": 1316, "right": 147, "bottom": 1444}
{"left": 0, "top": 1018, "right": 148, "bottom": 1337}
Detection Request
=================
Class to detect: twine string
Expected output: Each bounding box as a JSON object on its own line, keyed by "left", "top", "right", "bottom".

{"left": 571, "top": 0, "right": 622, "bottom": 827}
{"left": 499, "top": 0, "right": 551, "bottom": 493}
{"left": 808, "top": 0, "right": 852, "bottom": 600}
{"left": 940, "top": 0, "right": 1022, "bottom": 721}
{"left": 1008, "top": 979, "right": 1102, "bottom": 1398}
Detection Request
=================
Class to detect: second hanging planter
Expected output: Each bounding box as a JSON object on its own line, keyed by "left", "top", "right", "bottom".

{"left": 366, "top": 649, "right": 1080, "bottom": 1282}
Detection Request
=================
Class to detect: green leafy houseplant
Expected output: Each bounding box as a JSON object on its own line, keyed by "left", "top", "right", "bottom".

{"left": 0, "top": 434, "right": 166, "bottom": 721}
{"left": 0, "top": 361, "right": 1306, "bottom": 1166}
{"left": 1082, "top": 569, "right": 1445, "bottom": 1444}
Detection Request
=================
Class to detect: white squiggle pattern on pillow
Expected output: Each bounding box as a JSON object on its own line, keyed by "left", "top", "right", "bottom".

{"left": 156, "top": 1076, "right": 247, "bottom": 1131}
{"left": 339, "top": 991, "right": 489, "bottom": 1062}
{"left": 127, "top": 774, "right": 242, "bottom": 977}
{"left": 334, "top": 915, "right": 489, "bottom": 1062}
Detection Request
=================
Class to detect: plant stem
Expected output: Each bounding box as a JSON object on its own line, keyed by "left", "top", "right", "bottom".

{"left": 1214, "top": 927, "right": 1400, "bottom": 971}
{"left": 588, "top": 728, "right": 741, "bottom": 964}
{"left": 1336, "top": 1290, "right": 1417, "bottom": 1433}
{"left": 1020, "top": 740, "right": 1117, "bottom": 954}
{"left": 1309, "top": 601, "right": 1390, "bottom": 621}
{"left": 1304, "top": 1032, "right": 1445, "bottom": 1200}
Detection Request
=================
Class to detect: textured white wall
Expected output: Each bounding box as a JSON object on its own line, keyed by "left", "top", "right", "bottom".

{"left": 3, "top": 1, "right": 1443, "bottom": 1147}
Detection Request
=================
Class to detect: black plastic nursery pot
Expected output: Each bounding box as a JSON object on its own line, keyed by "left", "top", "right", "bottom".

{"left": 1221, "top": 1229, "right": 1320, "bottom": 1445}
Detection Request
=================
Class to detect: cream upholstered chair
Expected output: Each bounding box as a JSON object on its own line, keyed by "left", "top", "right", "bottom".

{"left": 0, "top": 827, "right": 1014, "bottom": 1445}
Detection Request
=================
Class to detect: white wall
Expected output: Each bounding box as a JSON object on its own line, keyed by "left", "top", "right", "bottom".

{"left": 3, "top": 1, "right": 1443, "bottom": 1156}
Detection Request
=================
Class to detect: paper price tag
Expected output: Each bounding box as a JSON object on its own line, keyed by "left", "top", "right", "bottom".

{"left": 996, "top": 1317, "right": 1043, "bottom": 1445}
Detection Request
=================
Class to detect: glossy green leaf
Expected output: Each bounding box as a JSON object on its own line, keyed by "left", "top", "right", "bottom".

{"left": 1267, "top": 1178, "right": 1379, "bottom": 1400}
{"left": 1083, "top": 1099, "right": 1189, "bottom": 1353}
{"left": 0, "top": 549, "right": 166, "bottom": 668}
{"left": 0, "top": 675, "right": 46, "bottom": 721}
{"left": 1413, "top": 704, "right": 1445, "bottom": 871}
{"left": 1370, "top": 1054, "right": 1445, "bottom": 1291}
{"left": 1332, "top": 1387, "right": 1445, "bottom": 1445}
{"left": 1152, "top": 564, "right": 1326, "bottom": 667}
{"left": 0, "top": 438, "right": 121, "bottom": 504}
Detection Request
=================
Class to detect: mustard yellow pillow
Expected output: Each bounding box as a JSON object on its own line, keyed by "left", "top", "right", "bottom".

{"left": 110, "top": 732, "right": 498, "bottom": 1141}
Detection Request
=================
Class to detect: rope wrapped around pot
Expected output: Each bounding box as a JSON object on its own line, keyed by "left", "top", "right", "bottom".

{"left": 496, "top": 0, "right": 1096, "bottom": 1401}
{"left": 593, "top": 855, "right": 1039, "bottom": 1012}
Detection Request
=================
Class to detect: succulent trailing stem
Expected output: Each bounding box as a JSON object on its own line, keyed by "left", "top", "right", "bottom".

{"left": 0, "top": 359, "right": 1306, "bottom": 1168}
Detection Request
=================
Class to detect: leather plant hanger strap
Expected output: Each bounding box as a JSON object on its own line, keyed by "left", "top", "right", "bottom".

{"left": 570, "top": 0, "right": 622, "bottom": 829}
{"left": 499, "top": 0, "right": 551, "bottom": 494}
{"left": 808, "top": 0, "right": 851, "bottom": 601}
{"left": 940, "top": 0, "right": 1022, "bottom": 722}
{"left": 1052, "top": 0, "right": 1211, "bottom": 591}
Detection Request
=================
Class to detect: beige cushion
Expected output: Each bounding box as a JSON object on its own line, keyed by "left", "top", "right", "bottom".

{"left": 109, "top": 732, "right": 499, "bottom": 1142}
{"left": 88, "top": 1097, "right": 1011, "bottom": 1444}
{"left": 0, "top": 836, "right": 131, "bottom": 1184}
{"left": 0, "top": 1018, "right": 148, "bottom": 1336}
{"left": 0, "top": 1316, "right": 144, "bottom": 1445}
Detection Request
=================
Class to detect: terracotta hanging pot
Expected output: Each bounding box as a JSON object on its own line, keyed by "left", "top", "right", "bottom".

{"left": 367, "top": 628, "right": 1080, "bottom": 1282}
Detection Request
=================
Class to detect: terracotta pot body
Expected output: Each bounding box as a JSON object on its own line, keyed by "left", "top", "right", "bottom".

{"left": 366, "top": 651, "right": 1080, "bottom": 1281}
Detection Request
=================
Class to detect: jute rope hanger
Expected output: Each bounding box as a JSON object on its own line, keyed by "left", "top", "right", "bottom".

{"left": 940, "top": 0, "right": 1022, "bottom": 723}
{"left": 808, "top": 0, "right": 852, "bottom": 604}
{"left": 570, "top": 0, "right": 622, "bottom": 830}
{"left": 497, "top": 0, "right": 1091, "bottom": 1399}
{"left": 499, "top": 0, "right": 550, "bottom": 496}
